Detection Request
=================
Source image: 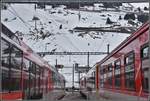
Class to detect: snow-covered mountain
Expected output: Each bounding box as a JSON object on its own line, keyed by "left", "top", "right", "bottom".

{"left": 1, "top": 3, "right": 148, "bottom": 87}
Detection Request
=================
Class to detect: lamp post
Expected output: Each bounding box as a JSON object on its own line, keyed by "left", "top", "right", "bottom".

{"left": 72, "top": 61, "right": 76, "bottom": 93}
{"left": 78, "top": 0, "right": 81, "bottom": 21}
{"left": 32, "top": 16, "right": 39, "bottom": 30}
{"left": 45, "top": 42, "right": 50, "bottom": 51}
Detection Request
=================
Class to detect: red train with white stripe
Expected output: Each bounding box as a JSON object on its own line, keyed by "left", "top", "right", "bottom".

{"left": 80, "top": 22, "right": 149, "bottom": 101}
{"left": 1, "top": 24, "right": 65, "bottom": 100}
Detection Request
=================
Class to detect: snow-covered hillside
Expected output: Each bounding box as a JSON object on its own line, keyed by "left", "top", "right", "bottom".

{"left": 1, "top": 3, "right": 148, "bottom": 87}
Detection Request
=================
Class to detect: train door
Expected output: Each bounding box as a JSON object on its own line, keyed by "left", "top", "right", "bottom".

{"left": 45, "top": 69, "right": 49, "bottom": 93}
{"left": 43, "top": 69, "right": 47, "bottom": 94}
{"left": 141, "top": 44, "right": 149, "bottom": 94}
{"left": 39, "top": 68, "right": 43, "bottom": 96}
{"left": 36, "top": 66, "right": 40, "bottom": 96}
{"left": 35, "top": 65, "right": 42, "bottom": 98}
{"left": 22, "top": 58, "right": 30, "bottom": 99}
{"left": 29, "top": 62, "right": 36, "bottom": 98}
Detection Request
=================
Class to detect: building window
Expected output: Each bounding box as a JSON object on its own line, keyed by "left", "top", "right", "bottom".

{"left": 114, "top": 59, "right": 121, "bottom": 87}
{"left": 124, "top": 51, "right": 135, "bottom": 90}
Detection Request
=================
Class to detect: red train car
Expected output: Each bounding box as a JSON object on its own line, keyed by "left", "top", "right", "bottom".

{"left": 1, "top": 24, "right": 65, "bottom": 100}
{"left": 80, "top": 22, "right": 149, "bottom": 101}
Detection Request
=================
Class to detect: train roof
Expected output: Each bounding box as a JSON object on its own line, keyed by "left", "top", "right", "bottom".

{"left": 2, "top": 24, "right": 24, "bottom": 51}
{"left": 2, "top": 23, "right": 61, "bottom": 74}
{"left": 21, "top": 41, "right": 58, "bottom": 72}
{"left": 97, "top": 22, "right": 149, "bottom": 65}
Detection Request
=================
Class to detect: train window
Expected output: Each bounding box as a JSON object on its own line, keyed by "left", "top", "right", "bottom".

{"left": 10, "top": 46, "right": 22, "bottom": 91}
{"left": 114, "top": 60, "right": 121, "bottom": 69}
{"left": 29, "top": 62, "right": 36, "bottom": 95}
{"left": 107, "top": 64, "right": 113, "bottom": 87}
{"left": 100, "top": 68, "right": 103, "bottom": 74}
{"left": 100, "top": 66, "right": 104, "bottom": 87}
{"left": 125, "top": 72, "right": 135, "bottom": 90}
{"left": 125, "top": 52, "right": 135, "bottom": 71}
{"left": 114, "top": 59, "right": 121, "bottom": 87}
{"left": 103, "top": 66, "right": 107, "bottom": 87}
{"left": 31, "top": 63, "right": 36, "bottom": 74}
{"left": 2, "top": 39, "right": 10, "bottom": 68}
{"left": 23, "top": 58, "right": 30, "bottom": 71}
{"left": 125, "top": 51, "right": 134, "bottom": 65}
{"left": 103, "top": 68, "right": 106, "bottom": 74}
{"left": 11, "top": 70, "right": 21, "bottom": 91}
{"left": 115, "top": 75, "right": 121, "bottom": 87}
{"left": 124, "top": 51, "right": 135, "bottom": 90}
{"left": 36, "top": 65, "right": 40, "bottom": 94}
{"left": 10, "top": 46, "right": 22, "bottom": 69}
{"left": 141, "top": 43, "right": 149, "bottom": 93}
{"left": 2, "top": 39, "right": 22, "bottom": 91}
{"left": 141, "top": 44, "right": 149, "bottom": 59}
{"left": 108, "top": 64, "right": 113, "bottom": 72}
{"left": 142, "top": 68, "right": 149, "bottom": 93}
{"left": 2, "top": 39, "right": 10, "bottom": 92}
{"left": 23, "top": 58, "right": 31, "bottom": 92}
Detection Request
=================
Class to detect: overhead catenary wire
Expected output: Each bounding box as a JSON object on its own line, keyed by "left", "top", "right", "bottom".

{"left": 8, "top": 5, "right": 32, "bottom": 28}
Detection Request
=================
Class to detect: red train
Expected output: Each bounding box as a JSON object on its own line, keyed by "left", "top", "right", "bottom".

{"left": 1, "top": 24, "right": 65, "bottom": 100}
{"left": 80, "top": 22, "right": 149, "bottom": 101}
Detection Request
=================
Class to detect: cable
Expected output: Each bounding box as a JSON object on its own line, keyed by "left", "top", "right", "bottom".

{"left": 8, "top": 5, "right": 32, "bottom": 28}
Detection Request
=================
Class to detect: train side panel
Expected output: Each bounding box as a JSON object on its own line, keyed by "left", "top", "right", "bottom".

{"left": 98, "top": 23, "right": 149, "bottom": 101}
{"left": 1, "top": 24, "right": 65, "bottom": 100}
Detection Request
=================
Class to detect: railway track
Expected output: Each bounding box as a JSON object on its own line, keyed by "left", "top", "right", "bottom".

{"left": 61, "top": 92, "right": 113, "bottom": 101}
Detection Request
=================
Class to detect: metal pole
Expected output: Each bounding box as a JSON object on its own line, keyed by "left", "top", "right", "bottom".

{"left": 72, "top": 64, "right": 74, "bottom": 93}
{"left": 87, "top": 52, "right": 89, "bottom": 69}
{"left": 96, "top": 64, "right": 99, "bottom": 99}
{"left": 148, "top": 1, "right": 150, "bottom": 100}
{"left": 56, "top": 59, "right": 57, "bottom": 66}
{"left": 0, "top": 0, "right": 2, "bottom": 100}
{"left": 78, "top": 72, "right": 80, "bottom": 88}
{"left": 107, "top": 44, "right": 110, "bottom": 54}
{"left": 78, "top": 0, "right": 81, "bottom": 21}
{"left": 35, "top": 20, "right": 37, "bottom": 30}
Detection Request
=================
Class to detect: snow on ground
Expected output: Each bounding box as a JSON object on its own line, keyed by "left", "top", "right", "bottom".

{"left": 130, "top": 3, "right": 149, "bottom": 9}
{"left": 1, "top": 3, "right": 148, "bottom": 87}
